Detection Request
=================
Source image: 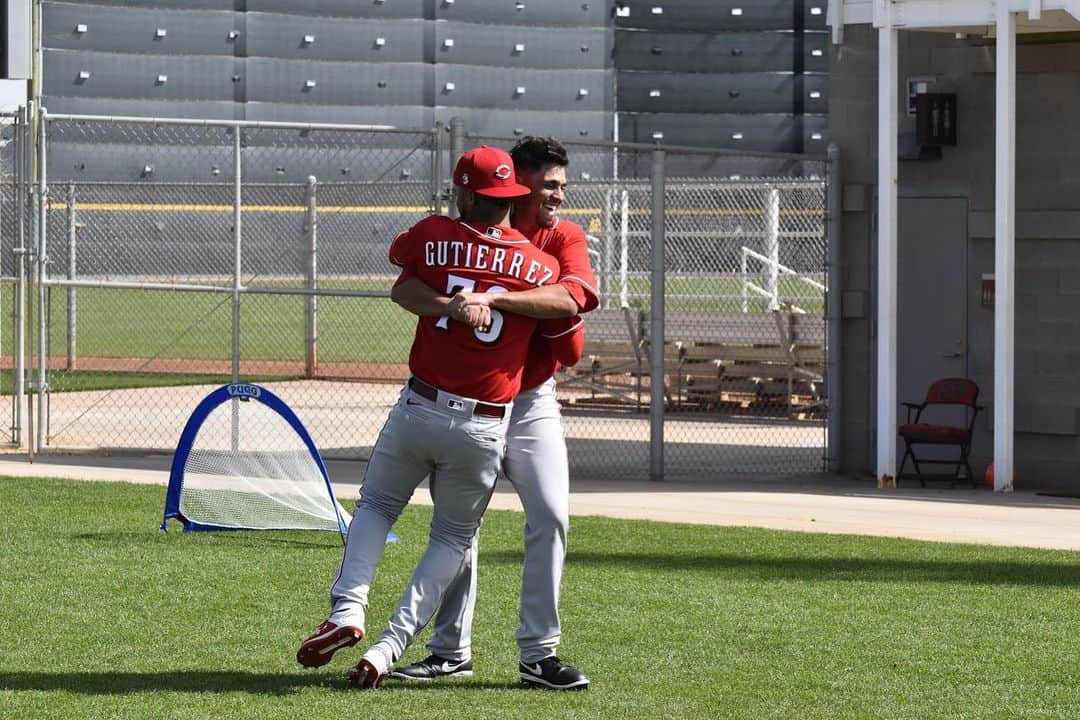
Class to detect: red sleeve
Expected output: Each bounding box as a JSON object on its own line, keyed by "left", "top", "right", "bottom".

{"left": 538, "top": 316, "right": 585, "bottom": 367}
{"left": 548, "top": 222, "right": 600, "bottom": 313}
{"left": 388, "top": 228, "right": 413, "bottom": 268}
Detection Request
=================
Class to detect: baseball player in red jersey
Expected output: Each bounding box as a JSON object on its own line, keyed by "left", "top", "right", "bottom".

{"left": 389, "top": 137, "right": 598, "bottom": 690}
{"left": 295, "top": 146, "right": 580, "bottom": 689}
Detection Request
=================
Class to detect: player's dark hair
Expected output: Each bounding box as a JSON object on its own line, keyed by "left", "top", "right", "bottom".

{"left": 467, "top": 193, "right": 514, "bottom": 224}
{"left": 509, "top": 136, "right": 569, "bottom": 173}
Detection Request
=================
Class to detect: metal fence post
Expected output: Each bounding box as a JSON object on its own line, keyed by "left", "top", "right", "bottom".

{"left": 231, "top": 126, "right": 242, "bottom": 384}
{"left": 448, "top": 117, "right": 464, "bottom": 219}
{"left": 600, "top": 188, "right": 612, "bottom": 308}
{"left": 826, "top": 143, "right": 843, "bottom": 472}
{"left": 430, "top": 122, "right": 443, "bottom": 215}
{"left": 649, "top": 147, "right": 665, "bottom": 481}
{"left": 304, "top": 175, "right": 318, "bottom": 378}
{"left": 618, "top": 189, "right": 629, "bottom": 307}
{"left": 765, "top": 186, "right": 781, "bottom": 310}
{"left": 11, "top": 106, "right": 27, "bottom": 446}
{"left": 740, "top": 247, "right": 749, "bottom": 313}
{"left": 66, "top": 182, "right": 77, "bottom": 370}
{"left": 35, "top": 106, "right": 48, "bottom": 453}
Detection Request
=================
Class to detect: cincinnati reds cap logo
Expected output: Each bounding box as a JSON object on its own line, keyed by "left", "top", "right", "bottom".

{"left": 494, "top": 164, "right": 512, "bottom": 180}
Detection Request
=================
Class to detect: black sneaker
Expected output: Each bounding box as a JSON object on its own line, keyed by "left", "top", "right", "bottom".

{"left": 519, "top": 656, "right": 590, "bottom": 690}
{"left": 389, "top": 654, "right": 474, "bottom": 681}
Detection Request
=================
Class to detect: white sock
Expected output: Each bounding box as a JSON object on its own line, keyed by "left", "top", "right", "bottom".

{"left": 362, "top": 642, "right": 393, "bottom": 675}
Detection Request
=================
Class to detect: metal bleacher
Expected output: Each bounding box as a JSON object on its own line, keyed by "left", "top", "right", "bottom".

{"left": 560, "top": 306, "right": 825, "bottom": 417}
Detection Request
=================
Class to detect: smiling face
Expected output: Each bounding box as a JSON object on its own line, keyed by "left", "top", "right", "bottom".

{"left": 514, "top": 163, "right": 567, "bottom": 230}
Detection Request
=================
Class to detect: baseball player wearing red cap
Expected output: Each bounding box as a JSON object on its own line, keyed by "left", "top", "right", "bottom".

{"left": 295, "top": 146, "right": 581, "bottom": 689}
{"left": 388, "top": 137, "right": 598, "bottom": 691}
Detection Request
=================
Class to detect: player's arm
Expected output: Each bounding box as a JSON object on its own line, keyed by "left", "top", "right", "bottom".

{"left": 391, "top": 275, "right": 452, "bottom": 317}
{"left": 451, "top": 284, "right": 578, "bottom": 320}
{"left": 550, "top": 223, "right": 600, "bottom": 314}
{"left": 453, "top": 224, "right": 599, "bottom": 319}
{"left": 391, "top": 276, "right": 491, "bottom": 328}
{"left": 538, "top": 316, "right": 586, "bottom": 367}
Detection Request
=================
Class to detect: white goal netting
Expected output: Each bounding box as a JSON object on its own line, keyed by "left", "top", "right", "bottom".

{"left": 176, "top": 395, "right": 351, "bottom": 532}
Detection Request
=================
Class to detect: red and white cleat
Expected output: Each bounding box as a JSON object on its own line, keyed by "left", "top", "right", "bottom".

{"left": 296, "top": 620, "right": 364, "bottom": 668}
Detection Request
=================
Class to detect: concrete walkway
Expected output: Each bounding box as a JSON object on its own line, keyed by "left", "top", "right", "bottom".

{"left": 1, "top": 452, "right": 1078, "bottom": 551}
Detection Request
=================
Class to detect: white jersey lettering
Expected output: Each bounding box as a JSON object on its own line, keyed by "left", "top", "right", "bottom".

{"left": 525, "top": 260, "right": 542, "bottom": 284}
{"left": 490, "top": 247, "right": 506, "bottom": 274}
{"left": 507, "top": 252, "right": 525, "bottom": 279}
{"left": 422, "top": 240, "right": 553, "bottom": 286}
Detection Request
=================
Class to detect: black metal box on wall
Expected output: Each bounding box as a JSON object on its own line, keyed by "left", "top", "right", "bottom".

{"left": 915, "top": 93, "right": 957, "bottom": 146}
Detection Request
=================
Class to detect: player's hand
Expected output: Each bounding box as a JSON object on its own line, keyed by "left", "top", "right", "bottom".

{"left": 464, "top": 305, "right": 492, "bottom": 330}
{"left": 449, "top": 291, "right": 492, "bottom": 314}
{"left": 451, "top": 302, "right": 492, "bottom": 329}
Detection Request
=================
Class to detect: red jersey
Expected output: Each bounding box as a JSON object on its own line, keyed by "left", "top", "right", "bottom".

{"left": 529, "top": 217, "right": 599, "bottom": 314}
{"left": 389, "top": 215, "right": 561, "bottom": 403}
{"left": 520, "top": 217, "right": 598, "bottom": 390}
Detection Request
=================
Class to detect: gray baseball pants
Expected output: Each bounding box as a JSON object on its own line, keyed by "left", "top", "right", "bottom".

{"left": 425, "top": 377, "right": 570, "bottom": 664}
{"left": 326, "top": 382, "right": 508, "bottom": 663}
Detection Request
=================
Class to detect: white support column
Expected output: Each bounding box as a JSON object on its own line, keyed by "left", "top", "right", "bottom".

{"left": 876, "top": 22, "right": 899, "bottom": 486}
{"left": 994, "top": 4, "right": 1016, "bottom": 492}
{"left": 1028, "top": 0, "right": 1042, "bottom": 21}
{"left": 828, "top": 0, "right": 845, "bottom": 44}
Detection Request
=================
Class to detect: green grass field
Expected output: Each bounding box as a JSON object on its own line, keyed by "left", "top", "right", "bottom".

{"left": 1, "top": 477, "right": 1077, "bottom": 719}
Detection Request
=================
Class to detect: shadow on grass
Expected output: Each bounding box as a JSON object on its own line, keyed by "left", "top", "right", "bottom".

{"left": 72, "top": 531, "right": 343, "bottom": 550}
{"left": 483, "top": 550, "right": 1080, "bottom": 587}
{"left": 0, "top": 672, "right": 520, "bottom": 695}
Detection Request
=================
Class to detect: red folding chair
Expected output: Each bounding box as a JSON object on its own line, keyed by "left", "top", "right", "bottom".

{"left": 898, "top": 378, "right": 982, "bottom": 487}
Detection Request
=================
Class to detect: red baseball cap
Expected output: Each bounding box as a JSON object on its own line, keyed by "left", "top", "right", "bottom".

{"left": 453, "top": 146, "right": 531, "bottom": 198}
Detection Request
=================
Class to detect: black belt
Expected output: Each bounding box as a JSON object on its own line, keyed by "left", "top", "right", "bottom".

{"left": 408, "top": 377, "right": 507, "bottom": 419}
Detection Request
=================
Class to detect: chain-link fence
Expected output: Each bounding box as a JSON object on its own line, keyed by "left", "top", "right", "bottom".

{"left": 467, "top": 134, "right": 829, "bottom": 479}
{"left": 1, "top": 108, "right": 34, "bottom": 449}
{"left": 2, "top": 109, "right": 833, "bottom": 482}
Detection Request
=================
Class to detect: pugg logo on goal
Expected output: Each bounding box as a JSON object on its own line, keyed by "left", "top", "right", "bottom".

{"left": 227, "top": 383, "right": 262, "bottom": 399}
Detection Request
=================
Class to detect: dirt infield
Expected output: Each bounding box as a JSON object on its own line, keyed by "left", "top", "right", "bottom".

{"left": 31, "top": 377, "right": 824, "bottom": 480}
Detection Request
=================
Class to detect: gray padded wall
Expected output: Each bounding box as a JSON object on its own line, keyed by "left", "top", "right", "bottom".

{"left": 48, "top": 142, "right": 433, "bottom": 183}
{"left": 44, "top": 95, "right": 242, "bottom": 119}
{"left": 248, "top": 0, "right": 429, "bottom": 20}
{"left": 615, "top": 30, "right": 827, "bottom": 74}
{"left": 246, "top": 58, "right": 431, "bottom": 107}
{"left": 619, "top": 112, "right": 797, "bottom": 153}
{"left": 613, "top": 1, "right": 827, "bottom": 154}
{"left": 44, "top": 49, "right": 240, "bottom": 102}
{"left": 436, "top": 107, "right": 611, "bottom": 143}
{"left": 74, "top": 0, "right": 237, "bottom": 10}
{"left": 41, "top": 1, "right": 825, "bottom": 175}
{"left": 434, "top": 65, "right": 611, "bottom": 112}
{"left": 45, "top": 3, "right": 239, "bottom": 56}
{"left": 435, "top": 0, "right": 611, "bottom": 27}
{"left": 802, "top": 114, "right": 827, "bottom": 151}
{"left": 618, "top": 71, "right": 799, "bottom": 115}
{"left": 244, "top": 103, "right": 434, "bottom": 129}
{"left": 244, "top": 15, "right": 431, "bottom": 63}
{"left": 614, "top": 0, "right": 827, "bottom": 32}
{"left": 433, "top": 21, "right": 610, "bottom": 70}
